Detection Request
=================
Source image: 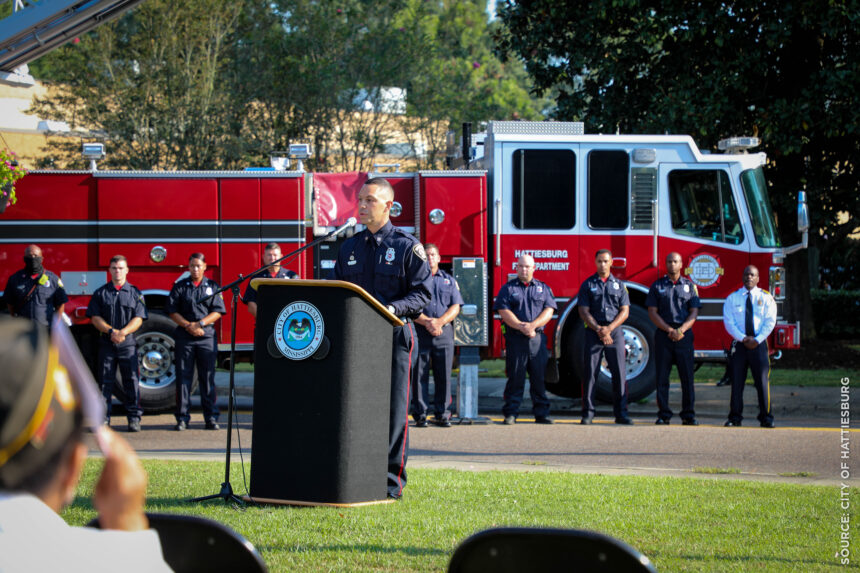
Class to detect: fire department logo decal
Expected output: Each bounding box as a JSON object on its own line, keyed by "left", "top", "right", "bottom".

{"left": 274, "top": 301, "right": 325, "bottom": 360}
{"left": 685, "top": 254, "right": 724, "bottom": 288}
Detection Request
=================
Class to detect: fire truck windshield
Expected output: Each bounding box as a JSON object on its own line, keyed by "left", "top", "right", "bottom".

{"left": 740, "top": 167, "right": 782, "bottom": 248}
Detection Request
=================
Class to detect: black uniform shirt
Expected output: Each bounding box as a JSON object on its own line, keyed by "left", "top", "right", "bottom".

{"left": 242, "top": 267, "right": 297, "bottom": 305}
{"left": 86, "top": 281, "right": 148, "bottom": 347}
{"left": 166, "top": 277, "right": 227, "bottom": 338}
{"left": 645, "top": 275, "right": 702, "bottom": 325}
{"left": 494, "top": 278, "right": 557, "bottom": 329}
{"left": 3, "top": 269, "right": 69, "bottom": 327}
{"left": 330, "top": 221, "right": 431, "bottom": 318}
{"left": 577, "top": 273, "right": 630, "bottom": 324}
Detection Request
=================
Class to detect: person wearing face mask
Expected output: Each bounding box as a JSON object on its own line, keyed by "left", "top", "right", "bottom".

{"left": 3, "top": 244, "right": 68, "bottom": 328}
{"left": 166, "top": 253, "right": 226, "bottom": 431}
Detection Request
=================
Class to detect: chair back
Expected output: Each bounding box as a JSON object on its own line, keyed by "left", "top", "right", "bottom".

{"left": 448, "top": 527, "right": 656, "bottom": 573}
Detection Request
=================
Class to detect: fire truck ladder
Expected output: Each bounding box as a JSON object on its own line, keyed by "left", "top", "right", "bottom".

{"left": 0, "top": 0, "right": 144, "bottom": 85}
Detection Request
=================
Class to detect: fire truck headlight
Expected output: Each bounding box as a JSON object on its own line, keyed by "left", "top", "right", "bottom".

{"left": 429, "top": 208, "right": 445, "bottom": 225}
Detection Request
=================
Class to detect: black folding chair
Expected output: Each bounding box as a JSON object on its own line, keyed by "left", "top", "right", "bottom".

{"left": 448, "top": 527, "right": 657, "bottom": 573}
{"left": 88, "top": 512, "right": 267, "bottom": 572}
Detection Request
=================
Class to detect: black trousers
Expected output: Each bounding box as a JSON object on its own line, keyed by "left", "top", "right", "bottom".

{"left": 728, "top": 340, "right": 773, "bottom": 424}
{"left": 98, "top": 339, "right": 142, "bottom": 422}
{"left": 654, "top": 329, "right": 696, "bottom": 421}
{"left": 502, "top": 332, "right": 551, "bottom": 418}
{"left": 582, "top": 327, "right": 628, "bottom": 419}
{"left": 411, "top": 329, "right": 454, "bottom": 420}
{"left": 174, "top": 333, "right": 219, "bottom": 424}
{"left": 388, "top": 322, "right": 415, "bottom": 498}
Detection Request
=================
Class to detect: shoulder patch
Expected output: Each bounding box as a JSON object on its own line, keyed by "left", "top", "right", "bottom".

{"left": 56, "top": 277, "right": 64, "bottom": 288}
{"left": 413, "top": 243, "right": 427, "bottom": 261}
{"left": 692, "top": 284, "right": 699, "bottom": 296}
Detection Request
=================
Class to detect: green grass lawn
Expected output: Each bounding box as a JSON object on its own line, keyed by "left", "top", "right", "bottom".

{"left": 65, "top": 460, "right": 854, "bottom": 572}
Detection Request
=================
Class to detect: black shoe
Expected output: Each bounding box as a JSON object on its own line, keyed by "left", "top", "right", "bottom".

{"left": 682, "top": 418, "right": 699, "bottom": 426}
{"left": 716, "top": 377, "right": 731, "bottom": 387}
{"left": 415, "top": 417, "right": 428, "bottom": 428}
{"left": 615, "top": 417, "right": 634, "bottom": 425}
{"left": 760, "top": 420, "right": 775, "bottom": 428}
{"left": 174, "top": 420, "right": 187, "bottom": 431}
{"left": 724, "top": 420, "right": 741, "bottom": 427}
{"left": 534, "top": 416, "right": 554, "bottom": 425}
{"left": 503, "top": 415, "right": 516, "bottom": 425}
{"left": 205, "top": 422, "right": 220, "bottom": 430}
{"left": 387, "top": 492, "right": 402, "bottom": 500}
{"left": 433, "top": 417, "right": 452, "bottom": 428}
{"left": 655, "top": 418, "right": 670, "bottom": 425}
{"left": 580, "top": 417, "right": 593, "bottom": 425}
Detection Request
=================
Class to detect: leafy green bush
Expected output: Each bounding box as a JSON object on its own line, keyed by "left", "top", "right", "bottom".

{"left": 811, "top": 289, "right": 860, "bottom": 338}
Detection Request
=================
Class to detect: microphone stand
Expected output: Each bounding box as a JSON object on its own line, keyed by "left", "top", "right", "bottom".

{"left": 189, "top": 218, "right": 356, "bottom": 505}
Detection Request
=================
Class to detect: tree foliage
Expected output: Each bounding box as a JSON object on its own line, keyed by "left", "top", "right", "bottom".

{"left": 30, "top": 0, "right": 244, "bottom": 169}
{"left": 496, "top": 0, "right": 860, "bottom": 331}
{"left": 27, "top": 0, "right": 543, "bottom": 171}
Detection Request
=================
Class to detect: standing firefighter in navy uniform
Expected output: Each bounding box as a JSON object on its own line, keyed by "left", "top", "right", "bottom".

{"left": 578, "top": 249, "right": 632, "bottom": 425}
{"left": 411, "top": 243, "right": 464, "bottom": 428}
{"left": 723, "top": 265, "right": 777, "bottom": 428}
{"left": 330, "top": 177, "right": 432, "bottom": 499}
{"left": 494, "top": 254, "right": 557, "bottom": 425}
{"left": 243, "top": 242, "right": 298, "bottom": 319}
{"left": 167, "top": 253, "right": 226, "bottom": 431}
{"left": 86, "top": 255, "right": 148, "bottom": 432}
{"left": 3, "top": 244, "right": 68, "bottom": 328}
{"left": 646, "top": 252, "right": 701, "bottom": 425}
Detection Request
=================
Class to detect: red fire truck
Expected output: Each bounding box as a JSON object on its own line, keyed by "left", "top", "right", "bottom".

{"left": 0, "top": 121, "right": 807, "bottom": 411}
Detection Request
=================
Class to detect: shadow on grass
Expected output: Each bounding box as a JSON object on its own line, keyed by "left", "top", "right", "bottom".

{"left": 253, "top": 543, "right": 450, "bottom": 557}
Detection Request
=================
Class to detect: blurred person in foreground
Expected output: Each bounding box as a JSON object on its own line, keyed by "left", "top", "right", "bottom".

{"left": 0, "top": 316, "right": 172, "bottom": 572}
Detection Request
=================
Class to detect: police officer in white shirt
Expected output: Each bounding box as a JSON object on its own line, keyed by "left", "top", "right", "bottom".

{"left": 722, "top": 265, "right": 777, "bottom": 428}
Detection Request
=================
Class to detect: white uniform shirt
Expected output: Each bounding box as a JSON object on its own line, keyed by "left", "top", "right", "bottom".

{"left": 722, "top": 286, "right": 777, "bottom": 344}
{"left": 0, "top": 492, "right": 173, "bottom": 573}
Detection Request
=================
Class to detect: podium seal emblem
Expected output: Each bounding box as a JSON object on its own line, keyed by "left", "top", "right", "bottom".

{"left": 274, "top": 301, "right": 325, "bottom": 360}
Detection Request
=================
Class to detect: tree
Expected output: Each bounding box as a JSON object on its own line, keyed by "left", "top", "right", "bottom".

{"left": 403, "top": 0, "right": 548, "bottom": 169}
{"left": 496, "top": 0, "right": 860, "bottom": 335}
{"left": 29, "top": 0, "right": 244, "bottom": 170}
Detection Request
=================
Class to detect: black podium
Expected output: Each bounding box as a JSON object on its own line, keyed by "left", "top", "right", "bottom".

{"left": 248, "top": 279, "right": 402, "bottom": 506}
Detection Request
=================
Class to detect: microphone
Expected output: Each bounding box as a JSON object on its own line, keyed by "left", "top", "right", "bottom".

{"left": 330, "top": 217, "right": 357, "bottom": 238}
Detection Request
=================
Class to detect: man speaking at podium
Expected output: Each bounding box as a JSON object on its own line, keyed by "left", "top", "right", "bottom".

{"left": 330, "top": 177, "right": 432, "bottom": 499}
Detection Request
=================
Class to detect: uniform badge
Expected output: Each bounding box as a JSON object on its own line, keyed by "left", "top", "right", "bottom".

{"left": 444, "top": 279, "right": 450, "bottom": 285}
{"left": 206, "top": 287, "right": 213, "bottom": 296}
{"left": 348, "top": 254, "right": 357, "bottom": 266}
{"left": 38, "top": 274, "right": 49, "bottom": 287}
{"left": 683, "top": 284, "right": 690, "bottom": 293}
{"left": 537, "top": 286, "right": 543, "bottom": 293}
{"left": 413, "top": 243, "right": 427, "bottom": 262}
{"left": 385, "top": 247, "right": 396, "bottom": 263}
{"left": 613, "top": 282, "right": 619, "bottom": 290}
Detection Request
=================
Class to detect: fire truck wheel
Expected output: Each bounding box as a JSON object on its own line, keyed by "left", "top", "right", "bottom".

{"left": 115, "top": 313, "right": 196, "bottom": 413}
{"left": 570, "top": 305, "right": 657, "bottom": 404}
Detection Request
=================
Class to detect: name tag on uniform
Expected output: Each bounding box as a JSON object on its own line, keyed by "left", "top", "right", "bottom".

{"left": 347, "top": 260, "right": 357, "bottom": 265}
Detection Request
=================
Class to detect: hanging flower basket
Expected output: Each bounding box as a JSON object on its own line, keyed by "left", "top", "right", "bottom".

{"left": 1, "top": 148, "right": 27, "bottom": 214}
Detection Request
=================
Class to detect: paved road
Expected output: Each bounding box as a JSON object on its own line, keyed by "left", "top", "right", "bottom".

{"left": 100, "top": 372, "right": 855, "bottom": 487}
